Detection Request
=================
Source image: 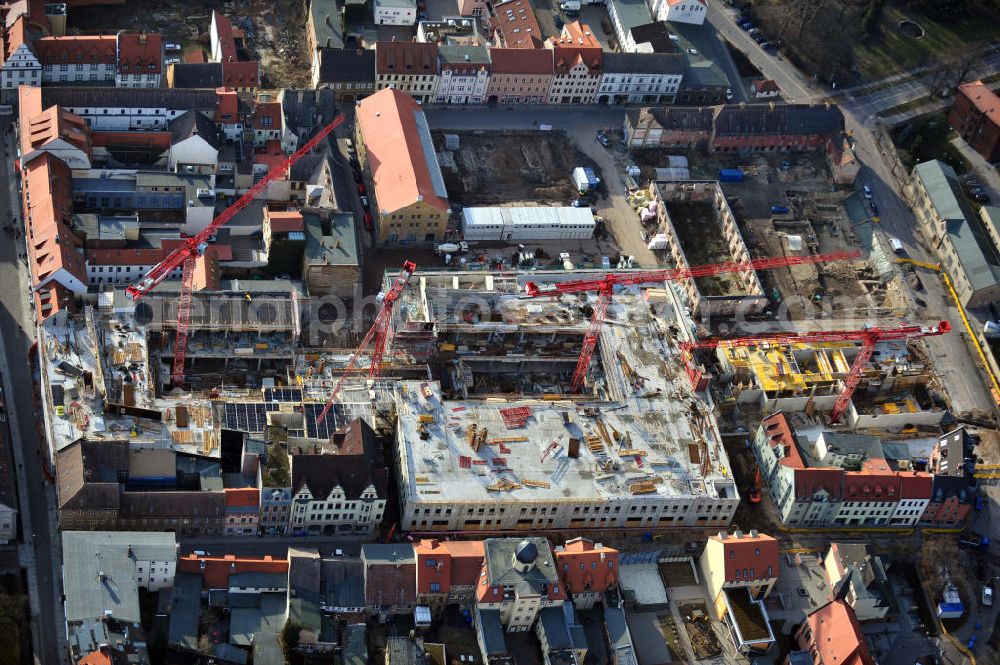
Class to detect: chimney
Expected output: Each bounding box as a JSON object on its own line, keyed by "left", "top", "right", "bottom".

{"left": 139, "top": 33, "right": 147, "bottom": 45}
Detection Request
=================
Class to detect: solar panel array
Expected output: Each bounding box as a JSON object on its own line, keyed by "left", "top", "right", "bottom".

{"left": 303, "top": 403, "right": 348, "bottom": 439}
{"left": 222, "top": 402, "right": 279, "bottom": 432}
{"left": 264, "top": 388, "right": 303, "bottom": 403}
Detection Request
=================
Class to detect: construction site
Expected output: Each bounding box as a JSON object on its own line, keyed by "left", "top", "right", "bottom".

{"left": 435, "top": 131, "right": 600, "bottom": 206}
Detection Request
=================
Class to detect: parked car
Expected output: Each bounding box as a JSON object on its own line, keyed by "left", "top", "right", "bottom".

{"left": 164, "top": 57, "right": 181, "bottom": 65}
{"left": 869, "top": 201, "right": 879, "bottom": 215}
{"left": 555, "top": 14, "right": 564, "bottom": 29}
{"left": 363, "top": 211, "right": 373, "bottom": 230}
{"left": 165, "top": 42, "right": 182, "bottom": 51}
{"left": 357, "top": 183, "right": 366, "bottom": 195}
{"left": 761, "top": 41, "right": 777, "bottom": 51}
{"left": 596, "top": 131, "right": 610, "bottom": 147}
{"left": 984, "top": 582, "right": 994, "bottom": 607}
{"left": 360, "top": 195, "right": 370, "bottom": 209}
{"left": 752, "top": 33, "right": 765, "bottom": 43}
{"left": 687, "top": 48, "right": 698, "bottom": 55}
{"left": 863, "top": 184, "right": 872, "bottom": 199}
{"left": 973, "top": 192, "right": 992, "bottom": 203}
{"left": 571, "top": 199, "right": 588, "bottom": 208}
{"left": 352, "top": 171, "right": 363, "bottom": 184}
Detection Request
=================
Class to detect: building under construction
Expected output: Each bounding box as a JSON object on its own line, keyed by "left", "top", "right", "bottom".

{"left": 38, "top": 266, "right": 743, "bottom": 535}
{"left": 388, "top": 270, "right": 739, "bottom": 533}
{"left": 650, "top": 181, "right": 767, "bottom": 318}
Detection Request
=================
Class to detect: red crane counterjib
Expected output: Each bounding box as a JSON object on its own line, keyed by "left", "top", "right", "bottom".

{"left": 124, "top": 112, "right": 346, "bottom": 301}
{"left": 521, "top": 249, "right": 861, "bottom": 297}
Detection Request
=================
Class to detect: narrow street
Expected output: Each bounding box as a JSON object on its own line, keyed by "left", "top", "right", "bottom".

{"left": 0, "top": 111, "right": 66, "bottom": 665}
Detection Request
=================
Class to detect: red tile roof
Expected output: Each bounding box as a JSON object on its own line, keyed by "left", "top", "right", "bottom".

{"left": 958, "top": 80, "right": 1000, "bottom": 125}
{"left": 753, "top": 79, "right": 779, "bottom": 94}
{"left": 800, "top": 600, "right": 875, "bottom": 665}
{"left": 555, "top": 537, "right": 618, "bottom": 596}
{"left": 34, "top": 35, "right": 116, "bottom": 66}
{"left": 224, "top": 487, "right": 260, "bottom": 508}
{"left": 185, "top": 50, "right": 206, "bottom": 63}
{"left": 489, "top": 47, "right": 553, "bottom": 75}
{"left": 376, "top": 41, "right": 438, "bottom": 75}
{"left": 222, "top": 60, "right": 259, "bottom": 88}
{"left": 178, "top": 554, "right": 288, "bottom": 589}
{"left": 24, "top": 104, "right": 92, "bottom": 159}
{"left": 490, "top": 0, "right": 544, "bottom": 49}
{"left": 265, "top": 208, "right": 304, "bottom": 233}
{"left": 212, "top": 10, "right": 237, "bottom": 61}
{"left": 794, "top": 467, "right": 843, "bottom": 500}
{"left": 899, "top": 472, "right": 933, "bottom": 499}
{"left": 760, "top": 412, "right": 803, "bottom": 469}
{"left": 356, "top": 88, "right": 449, "bottom": 215}
{"left": 709, "top": 531, "right": 779, "bottom": 584}
{"left": 413, "top": 539, "right": 485, "bottom": 594}
{"left": 117, "top": 32, "right": 162, "bottom": 75}
{"left": 215, "top": 87, "right": 239, "bottom": 122}
{"left": 252, "top": 99, "right": 281, "bottom": 130}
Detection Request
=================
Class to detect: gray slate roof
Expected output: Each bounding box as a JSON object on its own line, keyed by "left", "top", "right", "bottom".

{"left": 714, "top": 104, "right": 844, "bottom": 137}
{"left": 62, "top": 531, "right": 176, "bottom": 624}
{"left": 603, "top": 52, "right": 684, "bottom": 76}
{"left": 318, "top": 48, "right": 376, "bottom": 84}
{"left": 43, "top": 87, "right": 218, "bottom": 111}
{"left": 305, "top": 212, "right": 360, "bottom": 267}
{"left": 167, "top": 572, "right": 203, "bottom": 649}
{"left": 170, "top": 63, "right": 224, "bottom": 89}
{"left": 310, "top": 0, "right": 345, "bottom": 49}
{"left": 169, "top": 110, "right": 220, "bottom": 151}
{"left": 483, "top": 537, "right": 558, "bottom": 596}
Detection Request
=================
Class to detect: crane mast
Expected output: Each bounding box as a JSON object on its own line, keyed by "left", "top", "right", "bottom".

{"left": 125, "top": 113, "right": 346, "bottom": 387}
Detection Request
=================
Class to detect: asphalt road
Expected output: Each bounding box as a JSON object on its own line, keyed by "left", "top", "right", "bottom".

{"left": 0, "top": 114, "right": 65, "bottom": 665}
{"left": 707, "top": 3, "right": 995, "bottom": 416}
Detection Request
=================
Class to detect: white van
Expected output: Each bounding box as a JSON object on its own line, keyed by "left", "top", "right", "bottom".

{"left": 890, "top": 237, "right": 904, "bottom": 253}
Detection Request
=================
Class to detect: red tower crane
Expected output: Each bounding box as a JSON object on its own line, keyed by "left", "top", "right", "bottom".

{"left": 679, "top": 319, "right": 951, "bottom": 423}
{"left": 315, "top": 260, "right": 417, "bottom": 425}
{"left": 125, "top": 113, "right": 346, "bottom": 386}
{"left": 521, "top": 249, "right": 861, "bottom": 392}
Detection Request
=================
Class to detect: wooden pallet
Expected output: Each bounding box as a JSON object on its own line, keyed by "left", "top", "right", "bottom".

{"left": 522, "top": 479, "right": 551, "bottom": 489}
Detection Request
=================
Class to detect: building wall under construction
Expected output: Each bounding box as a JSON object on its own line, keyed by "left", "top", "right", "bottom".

{"left": 652, "top": 181, "right": 766, "bottom": 318}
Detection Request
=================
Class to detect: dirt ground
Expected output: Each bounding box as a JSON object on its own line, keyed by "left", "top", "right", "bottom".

{"left": 435, "top": 131, "right": 602, "bottom": 206}
{"left": 668, "top": 201, "right": 742, "bottom": 296}
{"left": 677, "top": 601, "right": 722, "bottom": 660}
{"left": 68, "top": 0, "right": 310, "bottom": 88}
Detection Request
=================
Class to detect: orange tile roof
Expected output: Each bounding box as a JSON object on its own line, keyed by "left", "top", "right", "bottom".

{"left": 77, "top": 648, "right": 112, "bottom": 665}
{"left": 958, "top": 80, "right": 1000, "bottom": 125}
{"left": 117, "top": 32, "right": 162, "bottom": 75}
{"left": 178, "top": 553, "right": 287, "bottom": 589}
{"left": 490, "top": 0, "right": 544, "bottom": 49}
{"left": 18, "top": 84, "right": 44, "bottom": 158}
{"left": 356, "top": 88, "right": 449, "bottom": 215}
{"left": 192, "top": 247, "right": 222, "bottom": 291}
{"left": 801, "top": 600, "right": 874, "bottom": 665}
{"left": 548, "top": 22, "right": 601, "bottom": 74}
{"left": 34, "top": 281, "right": 76, "bottom": 321}
{"left": 413, "top": 538, "right": 485, "bottom": 594}
{"left": 555, "top": 537, "right": 618, "bottom": 596}
{"left": 708, "top": 531, "right": 779, "bottom": 584}
{"left": 22, "top": 153, "right": 87, "bottom": 291}
{"left": 2, "top": 15, "right": 29, "bottom": 64}
{"left": 225, "top": 487, "right": 260, "bottom": 508}
{"left": 24, "top": 104, "right": 92, "bottom": 158}
{"left": 185, "top": 50, "right": 207, "bottom": 63}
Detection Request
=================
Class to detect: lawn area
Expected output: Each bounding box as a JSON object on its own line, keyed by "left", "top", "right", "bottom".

{"left": 891, "top": 113, "right": 969, "bottom": 174}
{"left": 854, "top": 7, "right": 1000, "bottom": 80}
